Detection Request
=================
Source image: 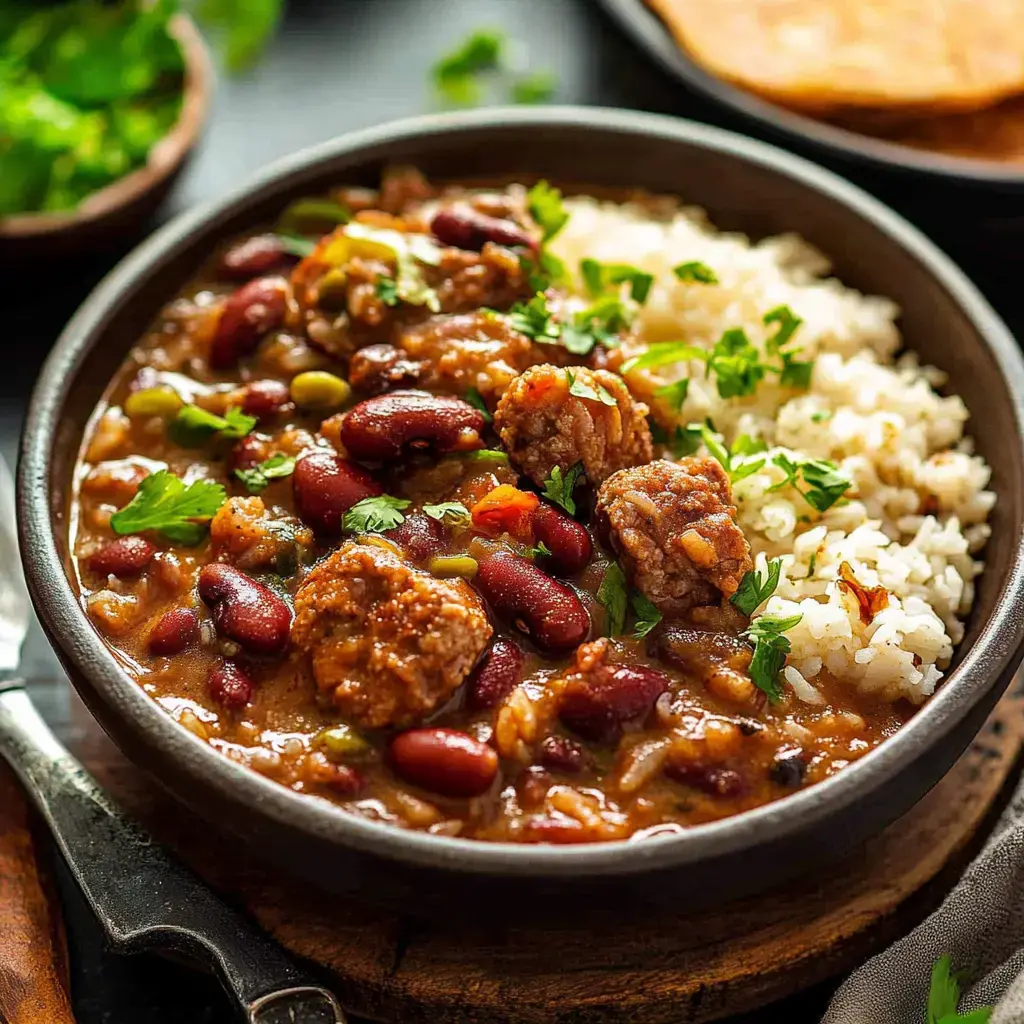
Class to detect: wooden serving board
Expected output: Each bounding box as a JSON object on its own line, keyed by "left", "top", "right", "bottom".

{"left": 70, "top": 682, "right": 1024, "bottom": 1024}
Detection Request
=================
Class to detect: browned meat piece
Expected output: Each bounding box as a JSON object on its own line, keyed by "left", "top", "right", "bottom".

{"left": 210, "top": 497, "right": 312, "bottom": 572}
{"left": 427, "top": 242, "right": 530, "bottom": 313}
{"left": 494, "top": 365, "right": 653, "bottom": 488}
{"left": 348, "top": 312, "right": 536, "bottom": 400}
{"left": 597, "top": 458, "right": 753, "bottom": 613}
{"left": 290, "top": 541, "right": 492, "bottom": 728}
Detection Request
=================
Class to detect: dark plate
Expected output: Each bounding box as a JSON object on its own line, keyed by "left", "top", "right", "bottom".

{"left": 594, "top": 0, "right": 1024, "bottom": 195}
{"left": 18, "top": 108, "right": 1024, "bottom": 910}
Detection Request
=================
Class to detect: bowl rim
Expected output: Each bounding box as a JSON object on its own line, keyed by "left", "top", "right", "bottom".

{"left": 19, "top": 106, "right": 1024, "bottom": 878}
{"left": 596, "top": 0, "right": 1024, "bottom": 187}
{"left": 0, "top": 14, "right": 213, "bottom": 240}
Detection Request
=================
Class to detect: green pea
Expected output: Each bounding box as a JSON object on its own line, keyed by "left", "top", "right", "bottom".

{"left": 429, "top": 555, "right": 479, "bottom": 579}
{"left": 315, "top": 724, "right": 370, "bottom": 761}
{"left": 290, "top": 371, "right": 351, "bottom": 410}
{"left": 124, "top": 387, "right": 183, "bottom": 418}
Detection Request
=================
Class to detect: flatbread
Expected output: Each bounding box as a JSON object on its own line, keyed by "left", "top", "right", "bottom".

{"left": 646, "top": 0, "right": 1024, "bottom": 113}
{"left": 832, "top": 96, "right": 1024, "bottom": 163}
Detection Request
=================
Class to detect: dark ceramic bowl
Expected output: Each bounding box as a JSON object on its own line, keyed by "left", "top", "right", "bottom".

{"left": 18, "top": 108, "right": 1024, "bottom": 907}
{"left": 596, "top": 0, "right": 1024, "bottom": 214}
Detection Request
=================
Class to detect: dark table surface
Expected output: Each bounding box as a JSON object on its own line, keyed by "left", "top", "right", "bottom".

{"left": 6, "top": 1, "right": 1023, "bottom": 1021}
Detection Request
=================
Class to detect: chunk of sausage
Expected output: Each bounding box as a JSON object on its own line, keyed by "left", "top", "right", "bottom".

{"left": 210, "top": 496, "right": 312, "bottom": 573}
{"left": 348, "top": 312, "right": 536, "bottom": 401}
{"left": 494, "top": 365, "right": 653, "bottom": 489}
{"left": 290, "top": 541, "right": 492, "bottom": 728}
{"left": 596, "top": 458, "right": 752, "bottom": 613}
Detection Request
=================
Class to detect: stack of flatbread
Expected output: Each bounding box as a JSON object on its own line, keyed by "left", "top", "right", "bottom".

{"left": 646, "top": 0, "right": 1024, "bottom": 163}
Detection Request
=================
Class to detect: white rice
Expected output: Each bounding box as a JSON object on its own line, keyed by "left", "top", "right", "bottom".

{"left": 550, "top": 198, "right": 993, "bottom": 706}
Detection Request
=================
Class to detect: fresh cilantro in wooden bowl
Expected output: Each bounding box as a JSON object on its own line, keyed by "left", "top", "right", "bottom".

{"left": 0, "top": 0, "right": 279, "bottom": 258}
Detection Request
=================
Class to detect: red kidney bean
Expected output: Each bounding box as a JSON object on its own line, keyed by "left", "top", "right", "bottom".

{"left": 347, "top": 344, "right": 421, "bottom": 394}
{"left": 210, "top": 276, "right": 289, "bottom": 369}
{"left": 339, "top": 391, "right": 485, "bottom": 461}
{"left": 208, "top": 660, "right": 254, "bottom": 710}
{"left": 666, "top": 762, "right": 746, "bottom": 799}
{"left": 385, "top": 512, "right": 445, "bottom": 563}
{"left": 198, "top": 564, "right": 291, "bottom": 656}
{"left": 322, "top": 763, "right": 364, "bottom": 796}
{"left": 430, "top": 204, "right": 535, "bottom": 252}
{"left": 87, "top": 536, "right": 155, "bottom": 577}
{"left": 539, "top": 735, "right": 584, "bottom": 773}
{"left": 240, "top": 379, "right": 292, "bottom": 420}
{"left": 558, "top": 665, "right": 670, "bottom": 742}
{"left": 530, "top": 502, "right": 593, "bottom": 575}
{"left": 475, "top": 552, "right": 590, "bottom": 653}
{"left": 148, "top": 608, "right": 199, "bottom": 656}
{"left": 770, "top": 748, "right": 808, "bottom": 788}
{"left": 465, "top": 638, "right": 525, "bottom": 710}
{"left": 389, "top": 728, "right": 498, "bottom": 798}
{"left": 292, "top": 451, "right": 382, "bottom": 534}
{"left": 218, "top": 234, "right": 294, "bottom": 280}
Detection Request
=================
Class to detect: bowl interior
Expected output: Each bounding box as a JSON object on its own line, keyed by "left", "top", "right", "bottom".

{"left": 27, "top": 110, "right": 1024, "bottom": 879}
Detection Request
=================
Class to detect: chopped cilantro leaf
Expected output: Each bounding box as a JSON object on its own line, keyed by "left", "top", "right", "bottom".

{"left": 432, "top": 29, "right": 504, "bottom": 105}
{"left": 763, "top": 304, "right": 803, "bottom": 352}
{"left": 579, "top": 258, "right": 654, "bottom": 304}
{"left": 779, "top": 352, "right": 814, "bottom": 389}
{"left": 742, "top": 613, "right": 802, "bottom": 702}
{"left": 810, "top": 410, "right": 832, "bottom": 423}
{"left": 631, "top": 591, "right": 662, "bottom": 638}
{"left": 234, "top": 453, "right": 296, "bottom": 494}
{"left": 109, "top": 470, "right": 225, "bottom": 546}
{"left": 731, "top": 558, "right": 783, "bottom": 616}
{"left": 508, "top": 293, "right": 560, "bottom": 342}
{"left": 342, "top": 495, "right": 411, "bottom": 534}
{"left": 527, "top": 180, "right": 569, "bottom": 242}
{"left": 542, "top": 461, "right": 584, "bottom": 516}
{"left": 651, "top": 419, "right": 702, "bottom": 458}
{"left": 464, "top": 387, "right": 492, "bottom": 424}
{"left": 621, "top": 341, "right": 707, "bottom": 375}
{"left": 654, "top": 378, "right": 690, "bottom": 412}
{"left": 769, "top": 453, "right": 851, "bottom": 512}
{"left": 927, "top": 955, "right": 993, "bottom": 1024}
{"left": 673, "top": 261, "right": 718, "bottom": 284}
{"left": 169, "top": 404, "right": 257, "bottom": 447}
{"left": 597, "top": 563, "right": 627, "bottom": 636}
{"left": 695, "top": 423, "right": 767, "bottom": 483}
{"left": 707, "top": 328, "right": 766, "bottom": 399}
{"left": 512, "top": 71, "right": 557, "bottom": 104}
{"left": 561, "top": 295, "right": 632, "bottom": 354}
{"left": 566, "top": 370, "right": 617, "bottom": 407}
{"left": 525, "top": 540, "right": 553, "bottom": 559}
{"left": 375, "top": 275, "right": 399, "bottom": 306}
{"left": 422, "top": 501, "right": 471, "bottom": 525}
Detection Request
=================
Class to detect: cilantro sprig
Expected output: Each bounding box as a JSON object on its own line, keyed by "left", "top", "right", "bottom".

{"left": 542, "top": 461, "right": 585, "bottom": 516}
{"left": 580, "top": 258, "right": 654, "bottom": 304}
{"left": 696, "top": 423, "right": 768, "bottom": 484}
{"left": 432, "top": 32, "right": 558, "bottom": 107}
{"left": 742, "top": 613, "right": 802, "bottom": 702}
{"left": 375, "top": 275, "right": 399, "bottom": 307}
{"left": 673, "top": 261, "right": 718, "bottom": 284}
{"left": 235, "top": 453, "right": 295, "bottom": 495}
{"left": 422, "top": 501, "right": 471, "bottom": 525}
{"left": 731, "top": 558, "right": 783, "bottom": 616}
{"left": 109, "top": 470, "right": 225, "bottom": 546}
{"left": 169, "top": 404, "right": 257, "bottom": 447}
{"left": 527, "top": 180, "right": 569, "bottom": 242}
{"left": 597, "top": 563, "right": 628, "bottom": 636}
{"left": 631, "top": 592, "right": 663, "bottom": 638}
{"left": 508, "top": 293, "right": 561, "bottom": 342}
{"left": 566, "top": 370, "right": 616, "bottom": 407}
{"left": 342, "top": 495, "right": 411, "bottom": 533}
{"left": 927, "top": 955, "right": 993, "bottom": 1024}
{"left": 463, "top": 387, "right": 492, "bottom": 424}
{"left": 770, "top": 453, "right": 851, "bottom": 512}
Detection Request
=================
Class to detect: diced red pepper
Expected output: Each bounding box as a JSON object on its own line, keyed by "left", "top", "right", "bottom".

{"left": 471, "top": 485, "right": 539, "bottom": 540}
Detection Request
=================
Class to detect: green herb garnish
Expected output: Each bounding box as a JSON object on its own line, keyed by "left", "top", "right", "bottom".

{"left": 512, "top": 71, "right": 557, "bottom": 104}
{"left": 695, "top": 423, "right": 767, "bottom": 483}
{"left": 109, "top": 470, "right": 225, "bottom": 545}
{"left": 580, "top": 258, "right": 654, "bottom": 304}
{"left": 650, "top": 419, "right": 702, "bottom": 458}
{"left": 742, "top": 613, "right": 802, "bottom": 702}
{"left": 769, "top": 453, "right": 851, "bottom": 512}
{"left": 422, "top": 501, "right": 471, "bottom": 525}
{"left": 193, "top": 0, "right": 283, "bottom": 72}
{"left": 432, "top": 29, "right": 504, "bottom": 105}
{"left": 597, "top": 562, "right": 628, "bottom": 636}
{"left": 653, "top": 379, "right": 690, "bottom": 412}
{"left": 234, "top": 453, "right": 295, "bottom": 495}
{"left": 927, "top": 955, "right": 993, "bottom": 1024}
{"left": 342, "top": 495, "right": 411, "bottom": 534}
{"left": 463, "top": 386, "right": 492, "bottom": 424}
{"left": 527, "top": 180, "right": 569, "bottom": 242}
{"left": 673, "top": 261, "right": 718, "bottom": 284}
{"left": 275, "top": 233, "right": 316, "bottom": 257}
{"left": 541, "top": 461, "right": 585, "bottom": 516}
{"left": 631, "top": 592, "right": 663, "bottom": 638}
{"left": 524, "top": 540, "right": 553, "bottom": 560}
{"left": 707, "top": 328, "right": 766, "bottom": 399}
{"left": 508, "top": 293, "right": 560, "bottom": 342}
{"left": 566, "top": 370, "right": 617, "bottom": 407}
{"left": 375, "top": 275, "right": 399, "bottom": 307}
{"left": 169, "top": 405, "right": 257, "bottom": 447}
{"left": 621, "top": 341, "right": 707, "bottom": 375}
{"left": 731, "top": 558, "right": 783, "bottom": 616}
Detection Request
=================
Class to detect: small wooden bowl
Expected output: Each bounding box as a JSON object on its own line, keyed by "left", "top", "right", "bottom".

{"left": 0, "top": 15, "right": 212, "bottom": 264}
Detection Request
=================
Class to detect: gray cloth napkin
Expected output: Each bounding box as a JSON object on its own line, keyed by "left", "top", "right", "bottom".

{"left": 823, "top": 776, "right": 1024, "bottom": 1023}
